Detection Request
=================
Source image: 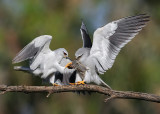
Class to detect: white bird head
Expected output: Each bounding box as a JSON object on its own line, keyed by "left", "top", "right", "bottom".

{"left": 55, "top": 48, "right": 68, "bottom": 58}
{"left": 75, "top": 48, "right": 90, "bottom": 62}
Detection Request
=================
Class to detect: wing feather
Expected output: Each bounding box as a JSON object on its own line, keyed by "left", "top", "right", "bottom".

{"left": 80, "top": 21, "right": 92, "bottom": 48}
{"left": 90, "top": 14, "right": 149, "bottom": 74}
{"left": 12, "top": 35, "right": 52, "bottom": 64}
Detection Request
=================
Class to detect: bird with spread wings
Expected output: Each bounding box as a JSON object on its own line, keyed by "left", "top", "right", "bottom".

{"left": 13, "top": 35, "right": 75, "bottom": 86}
{"left": 13, "top": 14, "right": 150, "bottom": 88}
{"left": 65, "top": 14, "right": 150, "bottom": 89}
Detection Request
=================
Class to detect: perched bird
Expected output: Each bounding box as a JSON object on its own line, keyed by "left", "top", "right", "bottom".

{"left": 13, "top": 35, "right": 74, "bottom": 86}
{"left": 66, "top": 14, "right": 150, "bottom": 89}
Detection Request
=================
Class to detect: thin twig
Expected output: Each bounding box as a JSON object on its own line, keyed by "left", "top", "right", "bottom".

{"left": 46, "top": 91, "right": 52, "bottom": 98}
{"left": 0, "top": 84, "right": 160, "bottom": 103}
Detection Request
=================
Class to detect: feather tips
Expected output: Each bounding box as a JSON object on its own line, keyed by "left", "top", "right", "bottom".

{"left": 12, "top": 35, "right": 52, "bottom": 64}
{"left": 90, "top": 14, "right": 150, "bottom": 74}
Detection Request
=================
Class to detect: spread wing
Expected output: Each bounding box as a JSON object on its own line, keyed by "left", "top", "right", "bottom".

{"left": 12, "top": 35, "right": 52, "bottom": 64}
{"left": 89, "top": 14, "right": 150, "bottom": 74}
{"left": 80, "top": 21, "right": 92, "bottom": 48}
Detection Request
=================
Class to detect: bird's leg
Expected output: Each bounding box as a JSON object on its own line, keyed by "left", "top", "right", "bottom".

{"left": 75, "top": 81, "right": 85, "bottom": 85}
{"left": 52, "top": 83, "right": 59, "bottom": 86}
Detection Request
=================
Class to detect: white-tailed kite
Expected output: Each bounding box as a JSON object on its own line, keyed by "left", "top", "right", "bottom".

{"left": 13, "top": 35, "right": 74, "bottom": 86}
{"left": 66, "top": 14, "right": 150, "bottom": 89}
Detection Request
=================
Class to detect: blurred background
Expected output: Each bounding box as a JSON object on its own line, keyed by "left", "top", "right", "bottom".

{"left": 0, "top": 0, "right": 160, "bottom": 114}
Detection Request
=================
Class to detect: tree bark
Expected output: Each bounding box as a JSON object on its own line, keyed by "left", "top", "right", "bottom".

{"left": 0, "top": 84, "right": 160, "bottom": 103}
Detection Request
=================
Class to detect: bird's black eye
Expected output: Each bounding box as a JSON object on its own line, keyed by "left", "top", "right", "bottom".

{"left": 63, "top": 52, "right": 67, "bottom": 56}
{"left": 77, "top": 54, "right": 83, "bottom": 60}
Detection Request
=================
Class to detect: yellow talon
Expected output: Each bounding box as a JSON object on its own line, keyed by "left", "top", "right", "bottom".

{"left": 65, "top": 62, "right": 72, "bottom": 68}
{"left": 75, "top": 81, "right": 85, "bottom": 85}
{"left": 53, "top": 83, "right": 59, "bottom": 86}
{"left": 69, "top": 83, "right": 75, "bottom": 85}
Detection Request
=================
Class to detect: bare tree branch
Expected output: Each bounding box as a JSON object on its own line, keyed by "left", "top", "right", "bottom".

{"left": 0, "top": 84, "right": 160, "bottom": 103}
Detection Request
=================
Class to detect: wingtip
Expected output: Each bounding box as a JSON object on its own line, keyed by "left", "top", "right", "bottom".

{"left": 81, "top": 20, "right": 85, "bottom": 26}
{"left": 12, "top": 58, "right": 16, "bottom": 64}
{"left": 139, "top": 13, "right": 150, "bottom": 16}
{"left": 12, "top": 55, "right": 20, "bottom": 64}
{"left": 12, "top": 59, "right": 18, "bottom": 64}
{"left": 124, "top": 13, "right": 150, "bottom": 20}
{"left": 139, "top": 14, "right": 150, "bottom": 23}
{"left": 140, "top": 13, "right": 151, "bottom": 18}
{"left": 80, "top": 20, "right": 87, "bottom": 32}
{"left": 12, "top": 56, "right": 24, "bottom": 64}
{"left": 80, "top": 20, "right": 84, "bottom": 29}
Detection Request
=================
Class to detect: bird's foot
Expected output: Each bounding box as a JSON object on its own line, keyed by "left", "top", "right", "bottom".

{"left": 75, "top": 81, "right": 85, "bottom": 85}
{"left": 65, "top": 62, "right": 72, "bottom": 68}
{"left": 69, "top": 83, "right": 76, "bottom": 85}
{"left": 52, "top": 83, "right": 59, "bottom": 86}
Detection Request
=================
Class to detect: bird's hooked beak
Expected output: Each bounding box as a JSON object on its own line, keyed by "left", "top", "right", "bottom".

{"left": 65, "top": 57, "right": 72, "bottom": 61}
{"left": 65, "top": 62, "right": 73, "bottom": 69}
